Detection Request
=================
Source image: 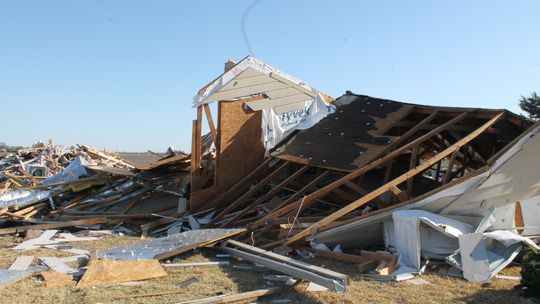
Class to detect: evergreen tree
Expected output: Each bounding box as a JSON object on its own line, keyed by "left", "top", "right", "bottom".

{"left": 519, "top": 92, "right": 540, "bottom": 121}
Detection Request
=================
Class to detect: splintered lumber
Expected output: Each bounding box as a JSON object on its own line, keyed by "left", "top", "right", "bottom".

{"left": 301, "top": 248, "right": 365, "bottom": 264}
{"left": 175, "top": 286, "right": 282, "bottom": 304}
{"left": 281, "top": 113, "right": 503, "bottom": 246}
{"left": 76, "top": 259, "right": 167, "bottom": 288}
{"left": 0, "top": 218, "right": 109, "bottom": 235}
{"left": 8, "top": 256, "right": 34, "bottom": 271}
{"left": 221, "top": 240, "right": 348, "bottom": 293}
{"left": 301, "top": 248, "right": 379, "bottom": 273}
{"left": 250, "top": 113, "right": 471, "bottom": 231}
{"left": 40, "top": 271, "right": 73, "bottom": 288}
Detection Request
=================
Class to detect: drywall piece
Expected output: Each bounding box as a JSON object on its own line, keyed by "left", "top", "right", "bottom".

{"left": 39, "top": 257, "right": 78, "bottom": 274}
{"left": 40, "top": 271, "right": 73, "bottom": 288}
{"left": 77, "top": 259, "right": 167, "bottom": 288}
{"left": 459, "top": 233, "right": 491, "bottom": 282}
{"left": 96, "top": 228, "right": 244, "bottom": 260}
{"left": 221, "top": 240, "right": 348, "bottom": 293}
{"left": 8, "top": 256, "right": 34, "bottom": 271}
{"left": 0, "top": 266, "right": 47, "bottom": 287}
{"left": 13, "top": 230, "right": 58, "bottom": 250}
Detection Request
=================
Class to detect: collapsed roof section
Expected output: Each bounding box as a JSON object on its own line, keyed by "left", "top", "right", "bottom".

{"left": 272, "top": 93, "right": 529, "bottom": 172}
{"left": 196, "top": 92, "right": 531, "bottom": 250}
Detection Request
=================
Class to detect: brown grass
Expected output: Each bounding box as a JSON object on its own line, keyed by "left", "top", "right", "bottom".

{"left": 0, "top": 235, "right": 538, "bottom": 304}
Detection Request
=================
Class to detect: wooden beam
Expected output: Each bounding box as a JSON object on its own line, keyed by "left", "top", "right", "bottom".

{"left": 249, "top": 171, "right": 330, "bottom": 230}
{"left": 390, "top": 185, "right": 409, "bottom": 202}
{"left": 376, "top": 110, "right": 439, "bottom": 158}
{"left": 281, "top": 113, "right": 503, "bottom": 246}
{"left": 193, "top": 157, "right": 273, "bottom": 213}
{"left": 0, "top": 218, "right": 109, "bottom": 235}
{"left": 203, "top": 104, "right": 217, "bottom": 142}
{"left": 206, "top": 161, "right": 290, "bottom": 226}
{"left": 406, "top": 144, "right": 419, "bottom": 195}
{"left": 219, "top": 166, "right": 309, "bottom": 227}
{"left": 343, "top": 180, "right": 369, "bottom": 195}
{"left": 442, "top": 150, "right": 459, "bottom": 185}
{"left": 249, "top": 112, "right": 469, "bottom": 231}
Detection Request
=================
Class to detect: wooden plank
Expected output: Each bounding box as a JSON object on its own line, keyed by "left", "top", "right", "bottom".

{"left": 206, "top": 161, "right": 289, "bottom": 226}
{"left": 281, "top": 113, "right": 504, "bottom": 246}
{"left": 515, "top": 201, "right": 524, "bottom": 234}
{"left": 390, "top": 185, "right": 409, "bottom": 202}
{"left": 203, "top": 104, "right": 218, "bottom": 142}
{"left": 406, "top": 144, "right": 419, "bottom": 195}
{"left": 376, "top": 109, "right": 438, "bottom": 158}
{"left": 8, "top": 256, "right": 33, "bottom": 271}
{"left": 176, "top": 286, "right": 282, "bottom": 304}
{"left": 301, "top": 247, "right": 367, "bottom": 264}
{"left": 249, "top": 171, "right": 330, "bottom": 230}
{"left": 40, "top": 271, "right": 73, "bottom": 288}
{"left": 251, "top": 113, "right": 470, "bottom": 232}
{"left": 77, "top": 259, "right": 167, "bottom": 288}
{"left": 219, "top": 165, "right": 309, "bottom": 227}
{"left": 0, "top": 218, "right": 109, "bottom": 235}
{"left": 442, "top": 150, "right": 459, "bottom": 185}
{"left": 193, "top": 157, "right": 273, "bottom": 213}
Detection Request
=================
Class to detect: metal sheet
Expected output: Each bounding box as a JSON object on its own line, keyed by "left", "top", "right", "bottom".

{"left": 96, "top": 228, "right": 244, "bottom": 260}
{"left": 0, "top": 266, "right": 47, "bottom": 287}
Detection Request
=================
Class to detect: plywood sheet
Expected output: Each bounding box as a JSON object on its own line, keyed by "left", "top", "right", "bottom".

{"left": 41, "top": 271, "right": 73, "bottom": 288}
{"left": 76, "top": 259, "right": 167, "bottom": 288}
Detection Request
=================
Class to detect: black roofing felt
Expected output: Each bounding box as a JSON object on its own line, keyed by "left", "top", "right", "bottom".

{"left": 272, "top": 94, "right": 405, "bottom": 171}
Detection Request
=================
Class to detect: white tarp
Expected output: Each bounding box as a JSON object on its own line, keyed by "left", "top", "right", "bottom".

{"left": 262, "top": 94, "right": 336, "bottom": 149}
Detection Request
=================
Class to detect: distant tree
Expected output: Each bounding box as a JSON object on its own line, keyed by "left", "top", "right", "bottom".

{"left": 519, "top": 92, "right": 540, "bottom": 121}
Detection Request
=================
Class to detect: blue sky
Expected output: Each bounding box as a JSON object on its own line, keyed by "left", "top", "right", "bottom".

{"left": 1, "top": 1, "right": 539, "bottom": 152}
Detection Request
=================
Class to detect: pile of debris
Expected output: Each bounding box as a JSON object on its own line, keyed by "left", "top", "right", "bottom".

{"left": 0, "top": 141, "right": 191, "bottom": 235}
{"left": 1, "top": 56, "right": 539, "bottom": 301}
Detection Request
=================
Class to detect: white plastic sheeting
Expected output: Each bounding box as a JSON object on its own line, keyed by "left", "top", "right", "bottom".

{"left": 391, "top": 210, "right": 474, "bottom": 270}
{"left": 262, "top": 94, "right": 336, "bottom": 149}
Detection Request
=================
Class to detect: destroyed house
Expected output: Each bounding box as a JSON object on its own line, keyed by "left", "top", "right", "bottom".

{"left": 186, "top": 61, "right": 532, "bottom": 249}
